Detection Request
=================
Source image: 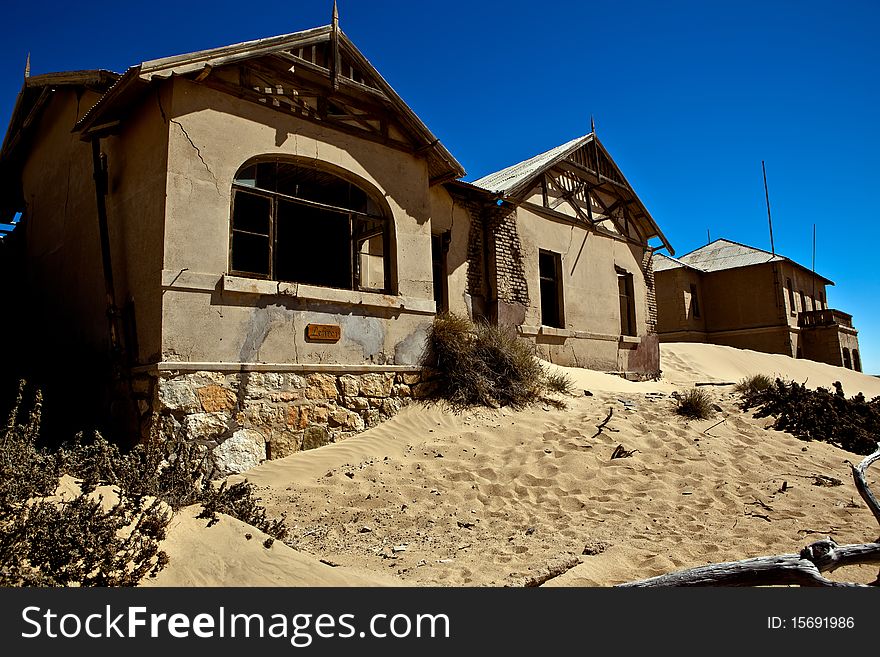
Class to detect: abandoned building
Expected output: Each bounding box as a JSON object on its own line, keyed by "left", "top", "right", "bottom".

{"left": 0, "top": 15, "right": 672, "bottom": 472}
{"left": 654, "top": 239, "right": 861, "bottom": 370}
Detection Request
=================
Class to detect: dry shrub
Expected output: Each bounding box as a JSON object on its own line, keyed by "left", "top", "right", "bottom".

{"left": 420, "top": 313, "right": 543, "bottom": 409}
{"left": 675, "top": 388, "right": 713, "bottom": 419}
{"left": 0, "top": 380, "right": 286, "bottom": 586}
{"left": 741, "top": 379, "right": 879, "bottom": 455}
{"left": 545, "top": 371, "right": 575, "bottom": 395}
{"left": 734, "top": 373, "right": 775, "bottom": 399}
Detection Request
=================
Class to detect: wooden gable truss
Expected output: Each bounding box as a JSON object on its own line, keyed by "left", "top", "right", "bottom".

{"left": 74, "top": 26, "right": 463, "bottom": 184}
{"left": 516, "top": 139, "right": 667, "bottom": 251}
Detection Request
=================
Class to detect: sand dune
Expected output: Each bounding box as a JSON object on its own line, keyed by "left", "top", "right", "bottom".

{"left": 148, "top": 343, "right": 880, "bottom": 587}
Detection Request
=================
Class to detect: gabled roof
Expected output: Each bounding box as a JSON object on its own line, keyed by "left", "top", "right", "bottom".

{"left": 675, "top": 239, "right": 833, "bottom": 284}
{"left": 469, "top": 133, "right": 673, "bottom": 254}
{"left": 472, "top": 134, "right": 588, "bottom": 195}
{"left": 1, "top": 70, "right": 119, "bottom": 217}
{"left": 1, "top": 70, "right": 119, "bottom": 162}
{"left": 653, "top": 253, "right": 705, "bottom": 274}
{"left": 74, "top": 25, "right": 464, "bottom": 183}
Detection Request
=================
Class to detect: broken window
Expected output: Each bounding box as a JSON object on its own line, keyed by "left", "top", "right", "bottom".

{"left": 842, "top": 347, "right": 852, "bottom": 370}
{"left": 539, "top": 250, "right": 563, "bottom": 328}
{"left": 853, "top": 349, "right": 862, "bottom": 372}
{"left": 786, "top": 278, "right": 796, "bottom": 315}
{"left": 230, "top": 160, "right": 391, "bottom": 293}
{"left": 799, "top": 290, "right": 806, "bottom": 314}
{"left": 617, "top": 266, "right": 636, "bottom": 337}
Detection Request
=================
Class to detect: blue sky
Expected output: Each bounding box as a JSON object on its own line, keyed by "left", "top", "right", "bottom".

{"left": 2, "top": 1, "right": 878, "bottom": 373}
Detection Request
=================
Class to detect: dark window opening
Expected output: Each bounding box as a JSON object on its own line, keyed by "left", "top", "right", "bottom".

{"left": 230, "top": 160, "right": 390, "bottom": 292}
{"left": 796, "top": 346, "right": 803, "bottom": 359}
{"left": 842, "top": 347, "right": 852, "bottom": 370}
{"left": 431, "top": 232, "right": 450, "bottom": 314}
{"left": 786, "top": 278, "right": 795, "bottom": 315}
{"left": 853, "top": 349, "right": 862, "bottom": 372}
{"left": 689, "top": 282, "right": 700, "bottom": 319}
{"left": 799, "top": 290, "right": 806, "bottom": 314}
{"left": 539, "top": 250, "right": 563, "bottom": 328}
{"left": 617, "top": 267, "right": 636, "bottom": 337}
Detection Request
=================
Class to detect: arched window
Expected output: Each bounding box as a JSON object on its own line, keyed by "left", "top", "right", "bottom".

{"left": 230, "top": 160, "right": 391, "bottom": 293}
{"left": 842, "top": 347, "right": 852, "bottom": 369}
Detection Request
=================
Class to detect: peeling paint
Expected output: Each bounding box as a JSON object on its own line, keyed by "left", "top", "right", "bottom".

{"left": 239, "top": 304, "right": 295, "bottom": 362}
{"left": 394, "top": 323, "right": 429, "bottom": 365}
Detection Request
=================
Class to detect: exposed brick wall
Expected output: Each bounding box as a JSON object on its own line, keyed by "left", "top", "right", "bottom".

{"left": 463, "top": 200, "right": 486, "bottom": 302}
{"left": 487, "top": 205, "right": 530, "bottom": 307}
{"left": 642, "top": 249, "right": 657, "bottom": 334}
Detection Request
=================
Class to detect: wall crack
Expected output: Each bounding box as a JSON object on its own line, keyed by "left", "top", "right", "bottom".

{"left": 170, "top": 119, "right": 221, "bottom": 194}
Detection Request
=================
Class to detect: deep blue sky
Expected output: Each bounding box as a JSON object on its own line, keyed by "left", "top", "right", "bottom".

{"left": 3, "top": 1, "right": 878, "bottom": 373}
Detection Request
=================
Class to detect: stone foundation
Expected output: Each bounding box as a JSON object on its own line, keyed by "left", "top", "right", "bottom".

{"left": 145, "top": 369, "right": 421, "bottom": 474}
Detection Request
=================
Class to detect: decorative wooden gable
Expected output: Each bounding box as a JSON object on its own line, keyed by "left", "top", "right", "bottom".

{"left": 74, "top": 22, "right": 463, "bottom": 184}
{"left": 521, "top": 140, "right": 661, "bottom": 248}
{"left": 203, "top": 45, "right": 414, "bottom": 156}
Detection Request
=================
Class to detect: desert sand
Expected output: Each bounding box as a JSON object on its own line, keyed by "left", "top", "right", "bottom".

{"left": 145, "top": 343, "right": 880, "bottom": 587}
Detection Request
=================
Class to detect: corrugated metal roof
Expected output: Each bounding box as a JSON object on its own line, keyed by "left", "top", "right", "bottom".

{"left": 653, "top": 253, "right": 704, "bottom": 273}
{"left": 471, "top": 134, "right": 591, "bottom": 194}
{"left": 673, "top": 239, "right": 833, "bottom": 284}
{"left": 678, "top": 239, "right": 785, "bottom": 272}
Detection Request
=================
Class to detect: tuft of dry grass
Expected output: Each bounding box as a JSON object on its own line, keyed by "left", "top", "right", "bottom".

{"left": 675, "top": 388, "right": 713, "bottom": 419}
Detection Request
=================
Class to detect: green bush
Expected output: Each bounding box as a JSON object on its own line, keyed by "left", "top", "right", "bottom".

{"left": 420, "top": 313, "right": 544, "bottom": 409}
{"left": 675, "top": 388, "right": 713, "bottom": 419}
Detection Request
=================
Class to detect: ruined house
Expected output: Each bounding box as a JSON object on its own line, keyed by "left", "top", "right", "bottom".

{"left": 0, "top": 17, "right": 671, "bottom": 472}
{"left": 654, "top": 239, "right": 861, "bottom": 370}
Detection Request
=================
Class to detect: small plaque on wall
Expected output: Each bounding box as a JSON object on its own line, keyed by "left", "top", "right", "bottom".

{"left": 306, "top": 324, "right": 342, "bottom": 342}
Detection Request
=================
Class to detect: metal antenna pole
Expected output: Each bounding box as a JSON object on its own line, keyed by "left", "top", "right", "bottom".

{"left": 762, "top": 160, "right": 775, "bottom": 255}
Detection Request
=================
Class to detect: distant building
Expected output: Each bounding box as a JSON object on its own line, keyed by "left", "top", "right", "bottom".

{"left": 654, "top": 239, "right": 861, "bottom": 370}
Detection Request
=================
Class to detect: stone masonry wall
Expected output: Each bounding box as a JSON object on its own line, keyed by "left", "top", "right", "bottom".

{"left": 148, "top": 370, "right": 421, "bottom": 474}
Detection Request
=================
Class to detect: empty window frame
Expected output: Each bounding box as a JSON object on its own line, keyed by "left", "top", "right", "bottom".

{"left": 853, "top": 349, "right": 862, "bottom": 372}
{"left": 431, "top": 232, "right": 450, "bottom": 313}
{"left": 617, "top": 266, "right": 636, "bottom": 337}
{"left": 799, "top": 290, "right": 806, "bottom": 314}
{"left": 230, "top": 160, "right": 391, "bottom": 293}
{"left": 539, "top": 250, "right": 564, "bottom": 328}
{"left": 689, "top": 282, "right": 701, "bottom": 319}
{"left": 786, "top": 278, "right": 796, "bottom": 315}
{"left": 842, "top": 347, "right": 852, "bottom": 370}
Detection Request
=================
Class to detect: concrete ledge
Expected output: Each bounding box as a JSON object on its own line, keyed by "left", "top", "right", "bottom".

{"left": 619, "top": 336, "right": 641, "bottom": 345}
{"left": 222, "top": 274, "right": 436, "bottom": 314}
{"left": 519, "top": 325, "right": 623, "bottom": 342}
{"left": 160, "top": 270, "right": 436, "bottom": 314}
{"left": 132, "top": 362, "right": 423, "bottom": 375}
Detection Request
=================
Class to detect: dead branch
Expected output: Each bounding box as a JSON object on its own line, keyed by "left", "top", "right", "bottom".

{"left": 520, "top": 557, "right": 581, "bottom": 587}
{"left": 850, "top": 446, "right": 880, "bottom": 527}
{"left": 703, "top": 418, "right": 726, "bottom": 434}
{"left": 610, "top": 444, "right": 638, "bottom": 459}
{"left": 590, "top": 408, "right": 614, "bottom": 439}
{"left": 619, "top": 442, "right": 880, "bottom": 587}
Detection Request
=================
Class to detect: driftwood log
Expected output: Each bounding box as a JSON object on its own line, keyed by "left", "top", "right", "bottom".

{"left": 618, "top": 443, "right": 880, "bottom": 587}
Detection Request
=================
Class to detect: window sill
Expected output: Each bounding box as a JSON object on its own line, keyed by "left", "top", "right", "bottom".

{"left": 619, "top": 335, "right": 641, "bottom": 345}
{"left": 221, "top": 275, "right": 436, "bottom": 314}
